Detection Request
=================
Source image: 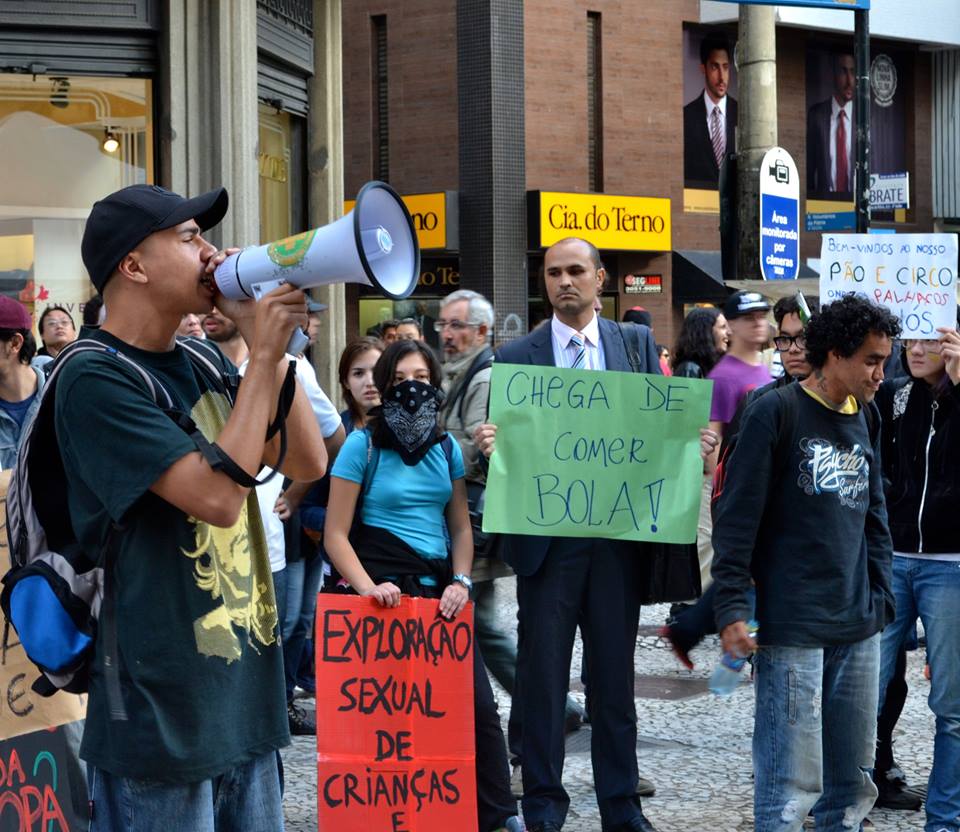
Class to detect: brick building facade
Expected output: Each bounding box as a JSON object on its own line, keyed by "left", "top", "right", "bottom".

{"left": 343, "top": 1, "right": 937, "bottom": 350}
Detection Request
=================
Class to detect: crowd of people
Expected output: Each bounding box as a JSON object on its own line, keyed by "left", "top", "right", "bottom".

{"left": 1, "top": 183, "right": 958, "bottom": 832}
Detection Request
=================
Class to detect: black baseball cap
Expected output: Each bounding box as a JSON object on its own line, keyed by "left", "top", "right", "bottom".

{"left": 724, "top": 290, "right": 771, "bottom": 319}
{"left": 81, "top": 184, "right": 229, "bottom": 292}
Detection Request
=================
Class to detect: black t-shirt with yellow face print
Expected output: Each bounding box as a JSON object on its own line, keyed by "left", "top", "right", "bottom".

{"left": 55, "top": 329, "right": 287, "bottom": 782}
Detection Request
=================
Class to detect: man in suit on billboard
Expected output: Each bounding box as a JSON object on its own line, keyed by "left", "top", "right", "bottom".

{"left": 683, "top": 32, "right": 738, "bottom": 189}
{"left": 807, "top": 49, "right": 856, "bottom": 199}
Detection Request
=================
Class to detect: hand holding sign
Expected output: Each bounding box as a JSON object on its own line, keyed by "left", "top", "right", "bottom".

{"left": 360, "top": 581, "right": 402, "bottom": 608}
{"left": 473, "top": 423, "right": 497, "bottom": 459}
{"left": 939, "top": 327, "right": 960, "bottom": 386}
{"left": 439, "top": 583, "right": 470, "bottom": 620}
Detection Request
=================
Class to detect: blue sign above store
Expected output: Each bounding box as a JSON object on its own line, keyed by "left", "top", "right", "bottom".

{"left": 712, "top": 1, "right": 869, "bottom": 9}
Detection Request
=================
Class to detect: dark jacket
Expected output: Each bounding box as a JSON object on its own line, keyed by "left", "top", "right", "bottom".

{"left": 876, "top": 370, "right": 960, "bottom": 555}
{"left": 493, "top": 316, "right": 660, "bottom": 576}
{"left": 672, "top": 360, "right": 704, "bottom": 379}
{"left": 712, "top": 383, "right": 894, "bottom": 647}
{"left": 683, "top": 93, "right": 738, "bottom": 188}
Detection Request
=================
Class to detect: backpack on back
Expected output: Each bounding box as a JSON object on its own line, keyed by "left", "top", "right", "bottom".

{"left": 1, "top": 337, "right": 235, "bottom": 705}
{"left": 711, "top": 382, "right": 879, "bottom": 520}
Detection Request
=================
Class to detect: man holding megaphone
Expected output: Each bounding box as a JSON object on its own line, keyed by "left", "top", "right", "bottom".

{"left": 52, "top": 184, "right": 328, "bottom": 831}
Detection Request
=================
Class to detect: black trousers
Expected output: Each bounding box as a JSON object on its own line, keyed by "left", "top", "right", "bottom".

{"left": 876, "top": 644, "right": 909, "bottom": 777}
{"left": 418, "top": 584, "right": 516, "bottom": 831}
{"left": 472, "top": 638, "right": 518, "bottom": 830}
{"left": 516, "top": 538, "right": 644, "bottom": 829}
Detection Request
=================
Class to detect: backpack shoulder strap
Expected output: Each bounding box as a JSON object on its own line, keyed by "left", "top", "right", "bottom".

{"left": 49, "top": 339, "right": 176, "bottom": 410}
{"left": 177, "top": 337, "right": 237, "bottom": 402}
{"left": 445, "top": 347, "right": 494, "bottom": 424}
{"left": 360, "top": 430, "right": 380, "bottom": 496}
{"left": 863, "top": 399, "right": 879, "bottom": 445}
{"left": 712, "top": 381, "right": 798, "bottom": 514}
{"left": 771, "top": 383, "right": 801, "bottom": 473}
{"left": 440, "top": 434, "right": 456, "bottom": 481}
{"left": 616, "top": 323, "right": 642, "bottom": 373}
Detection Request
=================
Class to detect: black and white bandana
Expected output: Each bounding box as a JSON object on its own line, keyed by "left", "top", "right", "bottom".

{"left": 375, "top": 379, "right": 444, "bottom": 465}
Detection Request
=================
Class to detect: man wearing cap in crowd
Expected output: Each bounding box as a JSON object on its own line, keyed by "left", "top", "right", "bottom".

{"left": 57, "top": 184, "right": 325, "bottom": 829}
{"left": 0, "top": 295, "right": 45, "bottom": 470}
{"left": 707, "top": 290, "right": 774, "bottom": 453}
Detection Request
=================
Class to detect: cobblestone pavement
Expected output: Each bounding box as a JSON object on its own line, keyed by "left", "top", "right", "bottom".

{"left": 283, "top": 578, "right": 934, "bottom": 831}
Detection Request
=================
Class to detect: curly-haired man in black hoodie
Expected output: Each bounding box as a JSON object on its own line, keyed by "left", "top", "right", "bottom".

{"left": 712, "top": 294, "right": 901, "bottom": 832}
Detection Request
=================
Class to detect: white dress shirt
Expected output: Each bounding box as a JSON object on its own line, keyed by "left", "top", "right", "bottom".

{"left": 551, "top": 314, "right": 606, "bottom": 371}
{"left": 829, "top": 97, "right": 853, "bottom": 191}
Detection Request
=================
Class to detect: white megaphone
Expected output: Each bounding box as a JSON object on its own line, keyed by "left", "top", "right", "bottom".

{"left": 214, "top": 181, "right": 420, "bottom": 354}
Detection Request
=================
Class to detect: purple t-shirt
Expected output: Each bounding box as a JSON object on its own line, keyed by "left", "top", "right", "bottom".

{"left": 707, "top": 354, "right": 772, "bottom": 424}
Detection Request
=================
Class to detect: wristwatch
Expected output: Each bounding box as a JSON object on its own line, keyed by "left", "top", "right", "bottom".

{"left": 452, "top": 573, "right": 473, "bottom": 591}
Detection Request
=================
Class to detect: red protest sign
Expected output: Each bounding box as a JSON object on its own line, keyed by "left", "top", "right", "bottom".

{"left": 316, "top": 595, "right": 478, "bottom": 832}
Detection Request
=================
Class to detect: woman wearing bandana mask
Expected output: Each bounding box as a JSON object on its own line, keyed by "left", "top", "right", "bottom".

{"left": 326, "top": 340, "right": 522, "bottom": 832}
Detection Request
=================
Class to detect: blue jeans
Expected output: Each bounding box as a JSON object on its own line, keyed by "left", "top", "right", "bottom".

{"left": 88, "top": 752, "right": 284, "bottom": 831}
{"left": 878, "top": 557, "right": 960, "bottom": 832}
{"left": 282, "top": 555, "right": 324, "bottom": 700}
{"left": 753, "top": 634, "right": 880, "bottom": 832}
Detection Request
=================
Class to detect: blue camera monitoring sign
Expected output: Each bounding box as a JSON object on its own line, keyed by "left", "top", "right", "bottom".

{"left": 759, "top": 147, "right": 800, "bottom": 280}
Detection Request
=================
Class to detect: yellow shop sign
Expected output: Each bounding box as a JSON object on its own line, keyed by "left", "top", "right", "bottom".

{"left": 531, "top": 191, "right": 672, "bottom": 251}
{"left": 344, "top": 191, "right": 455, "bottom": 251}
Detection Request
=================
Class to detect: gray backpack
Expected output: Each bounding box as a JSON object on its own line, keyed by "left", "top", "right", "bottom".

{"left": 1, "top": 337, "right": 237, "bottom": 718}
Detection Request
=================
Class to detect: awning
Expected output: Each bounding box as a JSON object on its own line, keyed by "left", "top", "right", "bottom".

{"left": 674, "top": 249, "right": 820, "bottom": 303}
{"left": 672, "top": 250, "right": 729, "bottom": 303}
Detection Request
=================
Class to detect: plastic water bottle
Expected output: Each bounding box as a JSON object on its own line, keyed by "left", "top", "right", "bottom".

{"left": 709, "top": 621, "right": 758, "bottom": 697}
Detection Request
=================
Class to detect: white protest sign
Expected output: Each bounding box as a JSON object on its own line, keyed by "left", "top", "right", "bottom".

{"left": 819, "top": 233, "right": 958, "bottom": 339}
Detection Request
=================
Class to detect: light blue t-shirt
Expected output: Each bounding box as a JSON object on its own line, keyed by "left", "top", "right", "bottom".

{"left": 332, "top": 429, "right": 464, "bottom": 559}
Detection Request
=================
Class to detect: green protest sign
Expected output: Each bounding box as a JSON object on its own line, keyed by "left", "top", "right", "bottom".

{"left": 482, "top": 364, "right": 713, "bottom": 544}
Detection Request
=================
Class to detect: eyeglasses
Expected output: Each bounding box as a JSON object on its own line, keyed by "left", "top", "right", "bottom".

{"left": 433, "top": 319, "right": 478, "bottom": 333}
{"left": 43, "top": 318, "right": 73, "bottom": 328}
{"left": 773, "top": 334, "right": 806, "bottom": 351}
{"left": 903, "top": 339, "right": 941, "bottom": 352}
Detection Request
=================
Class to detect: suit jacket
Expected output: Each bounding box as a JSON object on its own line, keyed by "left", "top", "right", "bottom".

{"left": 493, "top": 317, "right": 660, "bottom": 577}
{"left": 683, "top": 93, "right": 738, "bottom": 188}
{"left": 807, "top": 98, "right": 853, "bottom": 200}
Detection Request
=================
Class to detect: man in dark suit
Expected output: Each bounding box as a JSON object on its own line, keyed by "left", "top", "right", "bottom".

{"left": 807, "top": 49, "right": 856, "bottom": 199}
{"left": 683, "top": 32, "right": 738, "bottom": 189}
{"left": 475, "top": 237, "right": 661, "bottom": 832}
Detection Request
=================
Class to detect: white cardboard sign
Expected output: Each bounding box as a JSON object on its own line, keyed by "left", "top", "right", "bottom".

{"left": 819, "top": 233, "right": 958, "bottom": 339}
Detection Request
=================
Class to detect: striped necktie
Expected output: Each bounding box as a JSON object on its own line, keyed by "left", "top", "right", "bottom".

{"left": 711, "top": 106, "right": 725, "bottom": 169}
{"left": 570, "top": 332, "right": 586, "bottom": 369}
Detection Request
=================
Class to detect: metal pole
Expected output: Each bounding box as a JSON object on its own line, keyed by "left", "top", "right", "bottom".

{"left": 854, "top": 9, "right": 870, "bottom": 233}
{"left": 736, "top": 4, "right": 778, "bottom": 280}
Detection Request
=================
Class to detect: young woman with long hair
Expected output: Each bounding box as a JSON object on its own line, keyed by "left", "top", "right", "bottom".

{"left": 338, "top": 335, "right": 384, "bottom": 431}
{"left": 672, "top": 306, "right": 729, "bottom": 378}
